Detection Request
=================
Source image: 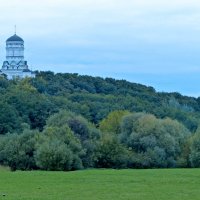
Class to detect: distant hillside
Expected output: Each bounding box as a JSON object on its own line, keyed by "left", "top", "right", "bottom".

{"left": 1, "top": 71, "right": 200, "bottom": 171}
{"left": 0, "top": 71, "right": 199, "bottom": 134}
{"left": 32, "top": 71, "right": 200, "bottom": 131}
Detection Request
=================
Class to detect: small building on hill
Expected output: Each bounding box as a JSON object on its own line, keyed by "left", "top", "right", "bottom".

{"left": 1, "top": 33, "right": 35, "bottom": 79}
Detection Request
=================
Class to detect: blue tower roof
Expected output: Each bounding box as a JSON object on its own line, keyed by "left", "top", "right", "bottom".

{"left": 6, "top": 34, "right": 24, "bottom": 42}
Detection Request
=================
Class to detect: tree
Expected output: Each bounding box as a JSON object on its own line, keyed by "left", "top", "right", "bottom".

{"left": 0, "top": 102, "right": 22, "bottom": 134}
{"left": 35, "top": 138, "right": 74, "bottom": 171}
{"left": 99, "top": 110, "right": 130, "bottom": 134}
{"left": 44, "top": 110, "right": 101, "bottom": 168}
{"left": 46, "top": 110, "right": 100, "bottom": 140}
{"left": 120, "top": 113, "right": 191, "bottom": 168}
{"left": 0, "top": 129, "right": 38, "bottom": 170}
{"left": 94, "top": 133, "right": 129, "bottom": 168}
{"left": 35, "top": 125, "right": 84, "bottom": 171}
{"left": 189, "top": 129, "right": 200, "bottom": 167}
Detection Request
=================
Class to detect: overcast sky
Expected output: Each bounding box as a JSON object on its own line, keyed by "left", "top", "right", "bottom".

{"left": 0, "top": 0, "right": 200, "bottom": 96}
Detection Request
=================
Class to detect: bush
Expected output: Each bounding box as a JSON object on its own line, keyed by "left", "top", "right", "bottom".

{"left": 120, "top": 113, "right": 191, "bottom": 168}
{"left": 0, "top": 129, "right": 38, "bottom": 171}
{"left": 35, "top": 125, "right": 84, "bottom": 171}
{"left": 189, "top": 131, "right": 200, "bottom": 167}
{"left": 94, "top": 133, "right": 130, "bottom": 168}
{"left": 35, "top": 138, "right": 74, "bottom": 171}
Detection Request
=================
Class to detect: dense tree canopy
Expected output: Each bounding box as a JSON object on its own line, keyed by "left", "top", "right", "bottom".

{"left": 120, "top": 113, "right": 191, "bottom": 168}
{"left": 0, "top": 72, "right": 200, "bottom": 170}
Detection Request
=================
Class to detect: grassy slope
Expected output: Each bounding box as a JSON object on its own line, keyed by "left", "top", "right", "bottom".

{"left": 0, "top": 168, "right": 200, "bottom": 200}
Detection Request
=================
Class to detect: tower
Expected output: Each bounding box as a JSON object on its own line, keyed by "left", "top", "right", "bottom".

{"left": 1, "top": 31, "right": 35, "bottom": 79}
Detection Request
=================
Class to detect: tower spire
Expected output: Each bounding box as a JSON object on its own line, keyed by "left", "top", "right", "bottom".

{"left": 14, "top": 25, "right": 16, "bottom": 34}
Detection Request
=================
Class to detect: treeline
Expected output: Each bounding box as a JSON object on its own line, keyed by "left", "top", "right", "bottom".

{"left": 0, "top": 110, "right": 200, "bottom": 170}
{"left": 0, "top": 71, "right": 200, "bottom": 170}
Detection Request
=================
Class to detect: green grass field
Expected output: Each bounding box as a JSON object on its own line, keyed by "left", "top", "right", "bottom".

{"left": 0, "top": 167, "right": 200, "bottom": 200}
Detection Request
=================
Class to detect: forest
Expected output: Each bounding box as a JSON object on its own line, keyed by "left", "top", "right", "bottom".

{"left": 0, "top": 71, "right": 200, "bottom": 170}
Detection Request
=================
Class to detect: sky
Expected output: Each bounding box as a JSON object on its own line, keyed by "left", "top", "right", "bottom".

{"left": 0, "top": 0, "right": 200, "bottom": 97}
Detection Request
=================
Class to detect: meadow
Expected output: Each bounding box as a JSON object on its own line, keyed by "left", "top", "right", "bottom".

{"left": 0, "top": 168, "right": 200, "bottom": 200}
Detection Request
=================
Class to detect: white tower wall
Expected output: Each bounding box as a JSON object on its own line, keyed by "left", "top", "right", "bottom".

{"left": 1, "top": 33, "right": 35, "bottom": 79}
{"left": 6, "top": 41, "right": 24, "bottom": 63}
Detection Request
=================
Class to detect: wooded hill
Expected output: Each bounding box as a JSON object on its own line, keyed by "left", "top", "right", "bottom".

{"left": 0, "top": 71, "right": 199, "bottom": 133}
{"left": 0, "top": 71, "right": 200, "bottom": 170}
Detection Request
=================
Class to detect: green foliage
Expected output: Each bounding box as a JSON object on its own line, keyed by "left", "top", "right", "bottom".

{"left": 120, "top": 113, "right": 191, "bottom": 168}
{"left": 0, "top": 129, "right": 38, "bottom": 171}
{"left": 35, "top": 124, "right": 84, "bottom": 171}
{"left": 46, "top": 110, "right": 100, "bottom": 140}
{"left": 0, "top": 102, "right": 21, "bottom": 134}
{"left": 94, "top": 133, "right": 130, "bottom": 168}
{"left": 189, "top": 129, "right": 200, "bottom": 167}
{"left": 99, "top": 110, "right": 130, "bottom": 134}
{"left": 0, "top": 72, "right": 200, "bottom": 134}
{"left": 35, "top": 138, "right": 75, "bottom": 171}
{"left": 1, "top": 72, "right": 200, "bottom": 170}
{"left": 44, "top": 110, "right": 100, "bottom": 169}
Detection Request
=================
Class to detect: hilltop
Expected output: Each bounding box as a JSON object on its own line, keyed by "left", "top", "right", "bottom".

{"left": 0, "top": 71, "right": 200, "bottom": 170}
{"left": 1, "top": 71, "right": 199, "bottom": 132}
